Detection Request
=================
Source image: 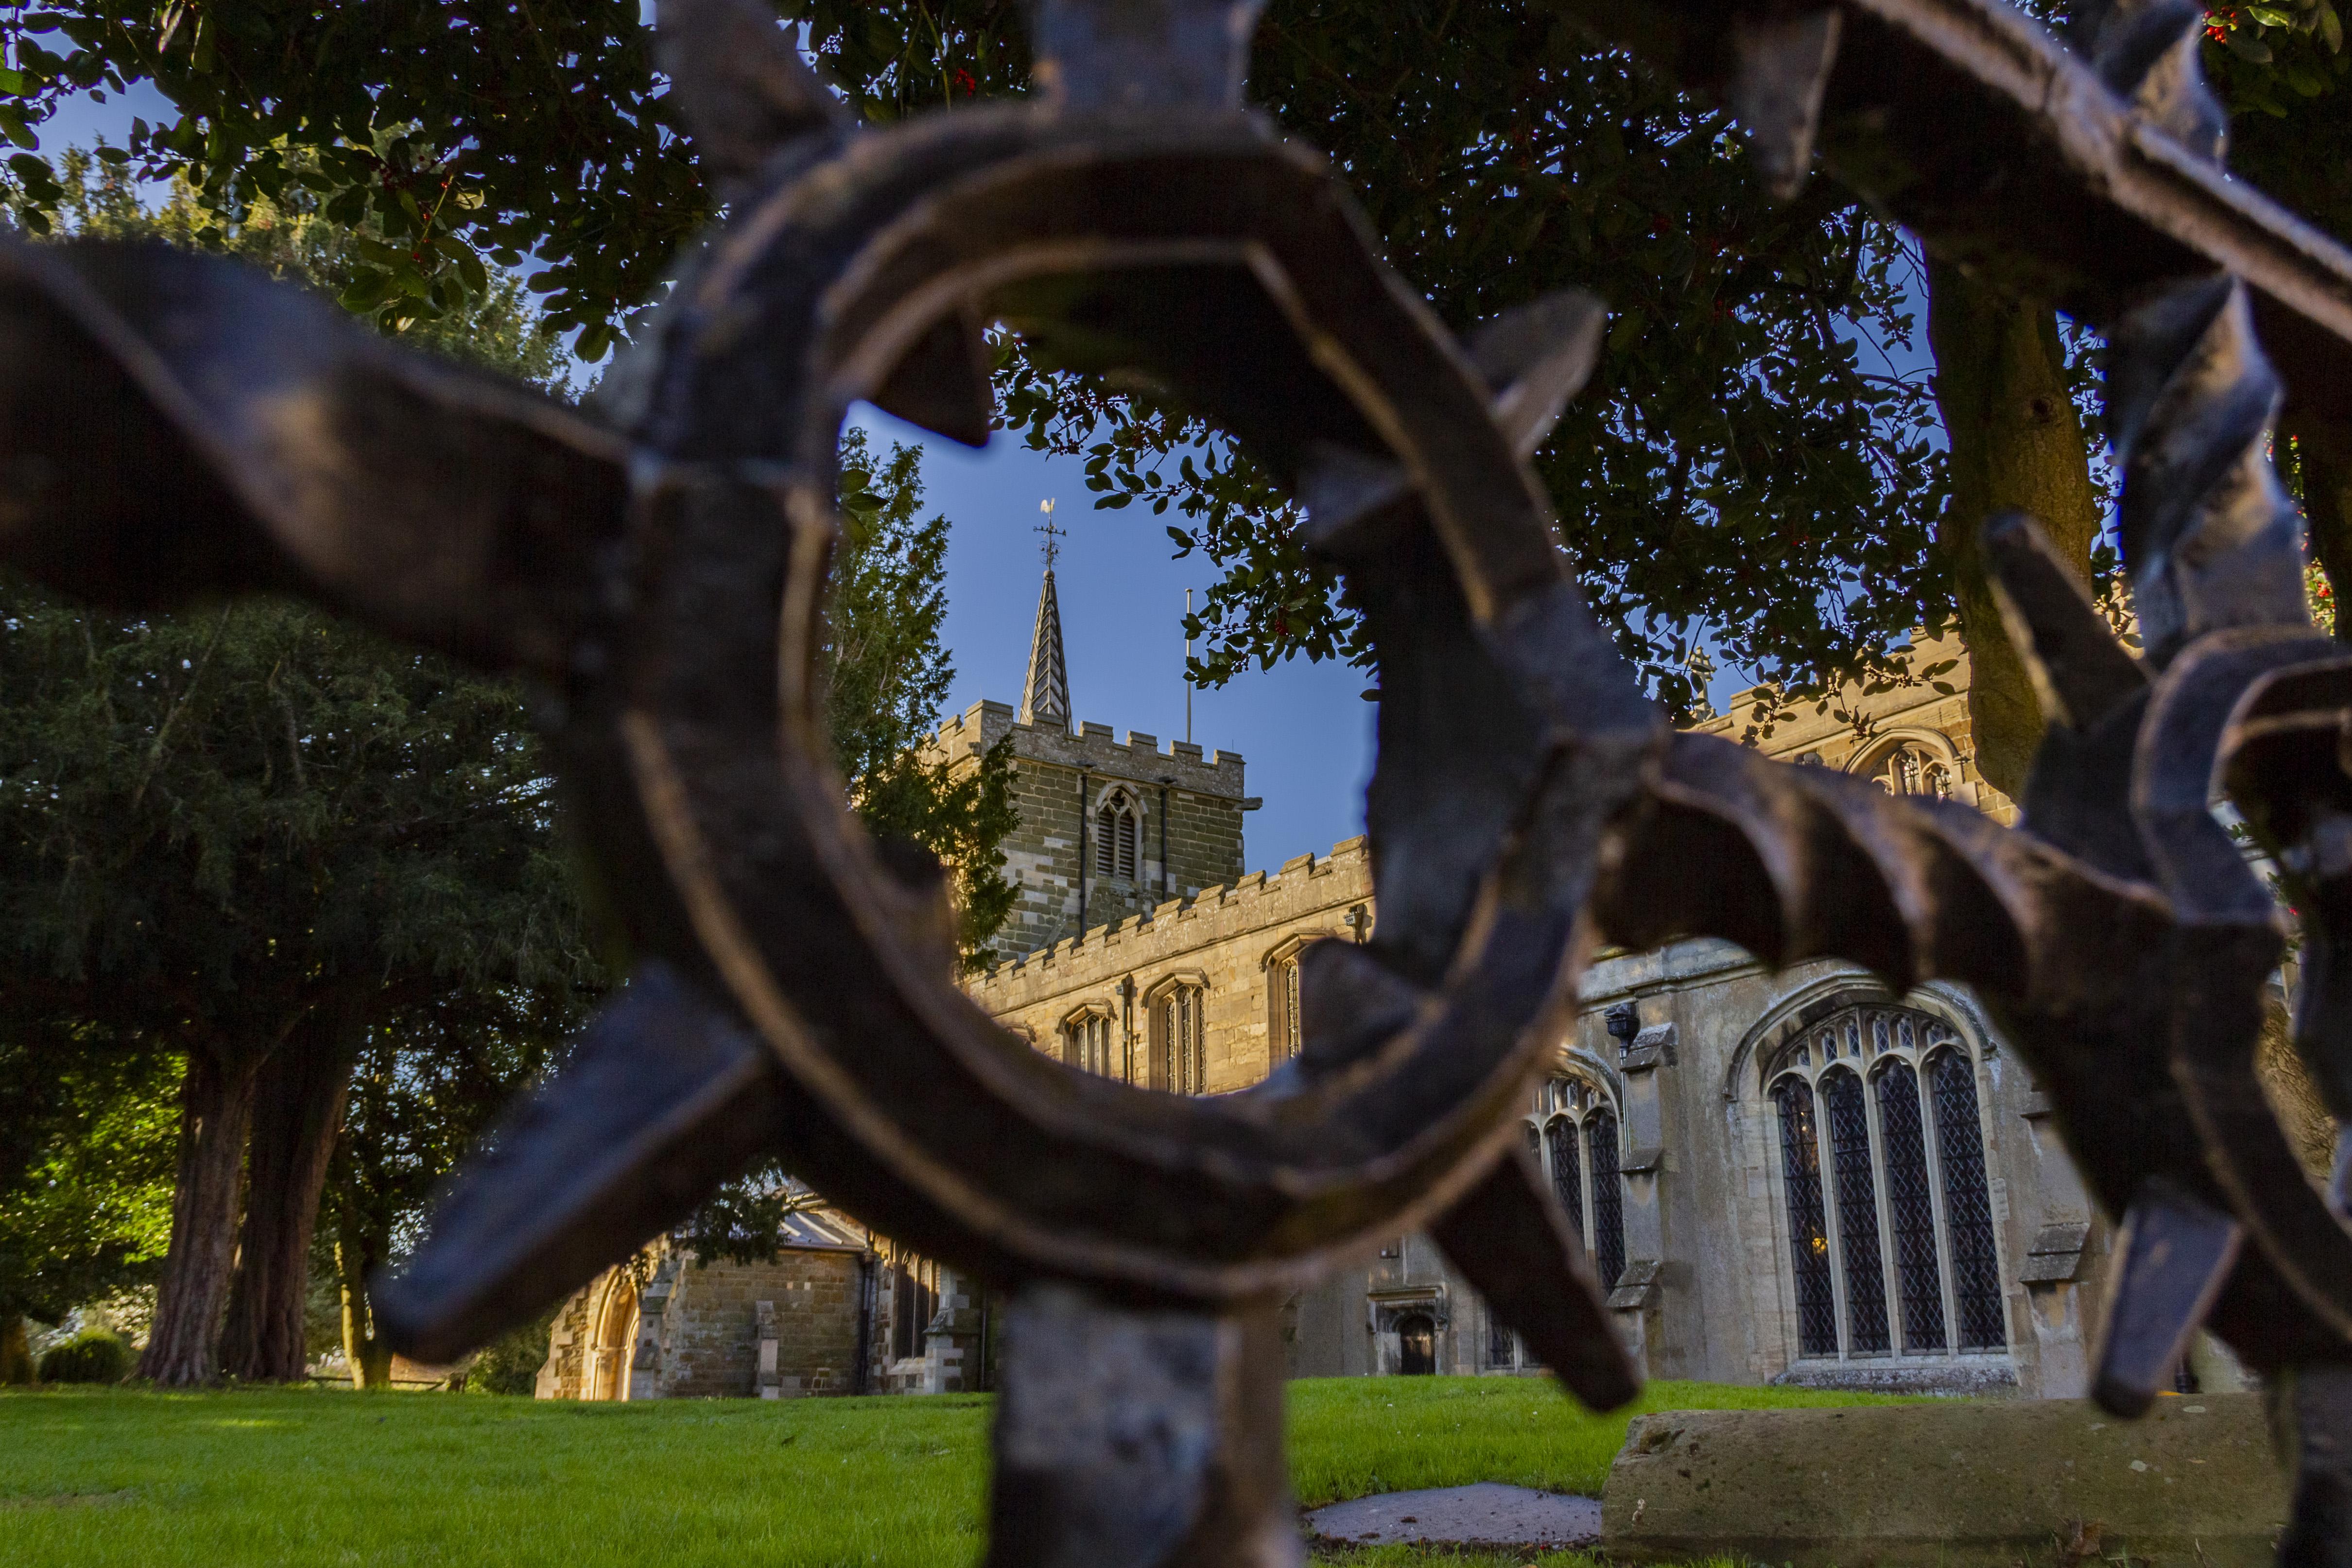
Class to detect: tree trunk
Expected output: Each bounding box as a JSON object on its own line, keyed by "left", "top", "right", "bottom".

{"left": 1926, "top": 259, "right": 2107, "bottom": 800}
{"left": 136, "top": 1048, "right": 263, "bottom": 1387}
{"left": 335, "top": 1234, "right": 394, "bottom": 1390}
{"left": 217, "top": 998, "right": 369, "bottom": 1383}
{"left": 2287, "top": 407, "right": 2352, "bottom": 641}
{"left": 0, "top": 1314, "right": 33, "bottom": 1384}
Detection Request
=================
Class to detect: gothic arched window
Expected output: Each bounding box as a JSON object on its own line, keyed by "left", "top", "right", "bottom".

{"left": 1266, "top": 941, "right": 1308, "bottom": 1065}
{"left": 1062, "top": 1007, "right": 1115, "bottom": 1079}
{"left": 1767, "top": 1004, "right": 2008, "bottom": 1362}
{"left": 1152, "top": 979, "right": 1207, "bottom": 1095}
{"left": 1857, "top": 739, "right": 1954, "bottom": 799}
{"left": 1096, "top": 789, "right": 1139, "bottom": 879}
{"left": 1531, "top": 1071, "right": 1626, "bottom": 1292}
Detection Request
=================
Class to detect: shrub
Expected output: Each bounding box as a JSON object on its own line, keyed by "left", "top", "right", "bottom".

{"left": 465, "top": 1311, "right": 554, "bottom": 1396}
{"left": 38, "top": 1329, "right": 133, "bottom": 1385}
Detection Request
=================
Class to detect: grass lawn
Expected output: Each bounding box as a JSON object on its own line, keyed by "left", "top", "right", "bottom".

{"left": 0, "top": 1377, "right": 1912, "bottom": 1568}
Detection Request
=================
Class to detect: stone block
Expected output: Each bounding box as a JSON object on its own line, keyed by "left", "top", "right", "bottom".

{"left": 1603, "top": 1397, "right": 2286, "bottom": 1568}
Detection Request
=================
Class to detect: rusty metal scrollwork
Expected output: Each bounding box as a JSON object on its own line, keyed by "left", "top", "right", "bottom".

{"left": 9, "top": 0, "right": 2352, "bottom": 1561}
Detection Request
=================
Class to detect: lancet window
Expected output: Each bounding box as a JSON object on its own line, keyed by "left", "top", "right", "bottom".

{"left": 1095, "top": 789, "right": 1139, "bottom": 879}
{"left": 1153, "top": 980, "right": 1207, "bottom": 1095}
{"left": 1267, "top": 942, "right": 1307, "bottom": 1065}
{"left": 1062, "top": 1007, "right": 1116, "bottom": 1080}
{"left": 1532, "top": 1072, "right": 1627, "bottom": 1292}
{"left": 1767, "top": 1004, "right": 2006, "bottom": 1361}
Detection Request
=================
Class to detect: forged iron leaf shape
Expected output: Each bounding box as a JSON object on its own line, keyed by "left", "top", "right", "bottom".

{"left": 10, "top": 0, "right": 2352, "bottom": 1560}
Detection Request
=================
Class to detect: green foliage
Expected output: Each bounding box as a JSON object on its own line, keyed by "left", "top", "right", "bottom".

{"left": 674, "top": 1163, "right": 831, "bottom": 1269}
{"left": 463, "top": 1310, "right": 557, "bottom": 1396}
{"left": 0, "top": 588, "right": 599, "bottom": 1026}
{"left": 0, "top": 1025, "right": 176, "bottom": 1323}
{"left": 2207, "top": 1, "right": 2352, "bottom": 246}
{"left": 830, "top": 429, "right": 1018, "bottom": 969}
{"left": 803, "top": 0, "right": 1948, "bottom": 720}
{"left": 46, "top": 146, "right": 565, "bottom": 369}
{"left": 35, "top": 1327, "right": 132, "bottom": 1384}
{"left": 322, "top": 983, "right": 589, "bottom": 1381}
{"left": 0, "top": 2, "right": 703, "bottom": 355}
{"left": 0, "top": 2, "right": 2344, "bottom": 712}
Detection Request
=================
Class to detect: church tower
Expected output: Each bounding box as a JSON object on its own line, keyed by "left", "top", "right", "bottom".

{"left": 929, "top": 531, "right": 1256, "bottom": 965}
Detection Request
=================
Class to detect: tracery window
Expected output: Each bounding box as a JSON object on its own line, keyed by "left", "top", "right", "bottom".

{"left": 1860, "top": 740, "right": 1953, "bottom": 798}
{"left": 1531, "top": 1072, "right": 1626, "bottom": 1292}
{"left": 1095, "top": 789, "right": 1139, "bottom": 879}
{"left": 1767, "top": 1004, "right": 2007, "bottom": 1361}
{"left": 1153, "top": 981, "right": 1207, "bottom": 1095}
{"left": 1062, "top": 1008, "right": 1116, "bottom": 1079}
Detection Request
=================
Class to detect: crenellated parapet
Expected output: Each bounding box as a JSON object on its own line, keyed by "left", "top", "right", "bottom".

{"left": 932, "top": 699, "right": 1256, "bottom": 963}
{"left": 968, "top": 835, "right": 1373, "bottom": 1090}
{"left": 927, "top": 699, "right": 1249, "bottom": 799}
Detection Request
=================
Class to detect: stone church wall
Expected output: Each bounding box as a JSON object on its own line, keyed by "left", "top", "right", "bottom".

{"left": 970, "top": 837, "right": 1373, "bottom": 1092}
{"left": 654, "top": 1252, "right": 865, "bottom": 1398}
{"left": 930, "top": 700, "right": 1250, "bottom": 962}
{"left": 535, "top": 630, "right": 2247, "bottom": 1403}
{"left": 538, "top": 1242, "right": 868, "bottom": 1400}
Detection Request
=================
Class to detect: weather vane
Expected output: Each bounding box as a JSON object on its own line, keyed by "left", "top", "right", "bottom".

{"left": 1037, "top": 497, "right": 1063, "bottom": 572}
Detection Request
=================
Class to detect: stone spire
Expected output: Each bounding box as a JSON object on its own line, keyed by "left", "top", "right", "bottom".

{"left": 1020, "top": 504, "right": 1071, "bottom": 729}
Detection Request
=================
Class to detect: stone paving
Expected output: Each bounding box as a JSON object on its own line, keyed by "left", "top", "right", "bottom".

{"left": 1303, "top": 1483, "right": 1602, "bottom": 1550}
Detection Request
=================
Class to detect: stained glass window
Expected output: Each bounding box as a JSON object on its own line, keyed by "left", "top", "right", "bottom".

{"left": 1588, "top": 1108, "right": 1625, "bottom": 1291}
{"left": 1821, "top": 1068, "right": 1890, "bottom": 1352}
{"left": 1874, "top": 1062, "right": 1947, "bottom": 1353}
{"left": 1931, "top": 1049, "right": 2006, "bottom": 1349}
{"left": 1770, "top": 1008, "right": 2006, "bottom": 1365}
{"left": 1774, "top": 1077, "right": 1838, "bottom": 1357}
{"left": 1546, "top": 1117, "right": 1586, "bottom": 1250}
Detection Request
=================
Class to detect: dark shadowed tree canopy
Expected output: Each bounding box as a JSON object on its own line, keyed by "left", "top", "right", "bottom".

{"left": 2, "top": 2, "right": 2348, "bottom": 713}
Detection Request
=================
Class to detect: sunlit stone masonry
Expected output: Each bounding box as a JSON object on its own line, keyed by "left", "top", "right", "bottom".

{"left": 540, "top": 568, "right": 2256, "bottom": 1401}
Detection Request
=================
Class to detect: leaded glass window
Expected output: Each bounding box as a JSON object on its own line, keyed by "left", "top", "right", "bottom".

{"left": 1774, "top": 1077, "right": 1838, "bottom": 1356}
{"left": 1156, "top": 982, "right": 1206, "bottom": 1094}
{"left": 1589, "top": 1108, "right": 1625, "bottom": 1291}
{"left": 1931, "top": 1048, "right": 2006, "bottom": 1349}
{"left": 1487, "top": 1306, "right": 1521, "bottom": 1369}
{"left": 1526, "top": 1072, "right": 1622, "bottom": 1299}
{"left": 1766, "top": 1004, "right": 2008, "bottom": 1364}
{"left": 1875, "top": 1061, "right": 1947, "bottom": 1353}
{"left": 1063, "top": 1010, "right": 1114, "bottom": 1078}
{"left": 1821, "top": 1068, "right": 1890, "bottom": 1353}
{"left": 1546, "top": 1117, "right": 1585, "bottom": 1249}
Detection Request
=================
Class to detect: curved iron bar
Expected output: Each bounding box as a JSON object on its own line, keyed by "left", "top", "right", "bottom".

{"left": 4, "top": 0, "right": 2352, "bottom": 1561}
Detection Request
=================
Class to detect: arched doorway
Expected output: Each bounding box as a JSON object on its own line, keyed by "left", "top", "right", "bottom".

{"left": 588, "top": 1276, "right": 640, "bottom": 1401}
{"left": 1396, "top": 1313, "right": 1436, "bottom": 1376}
